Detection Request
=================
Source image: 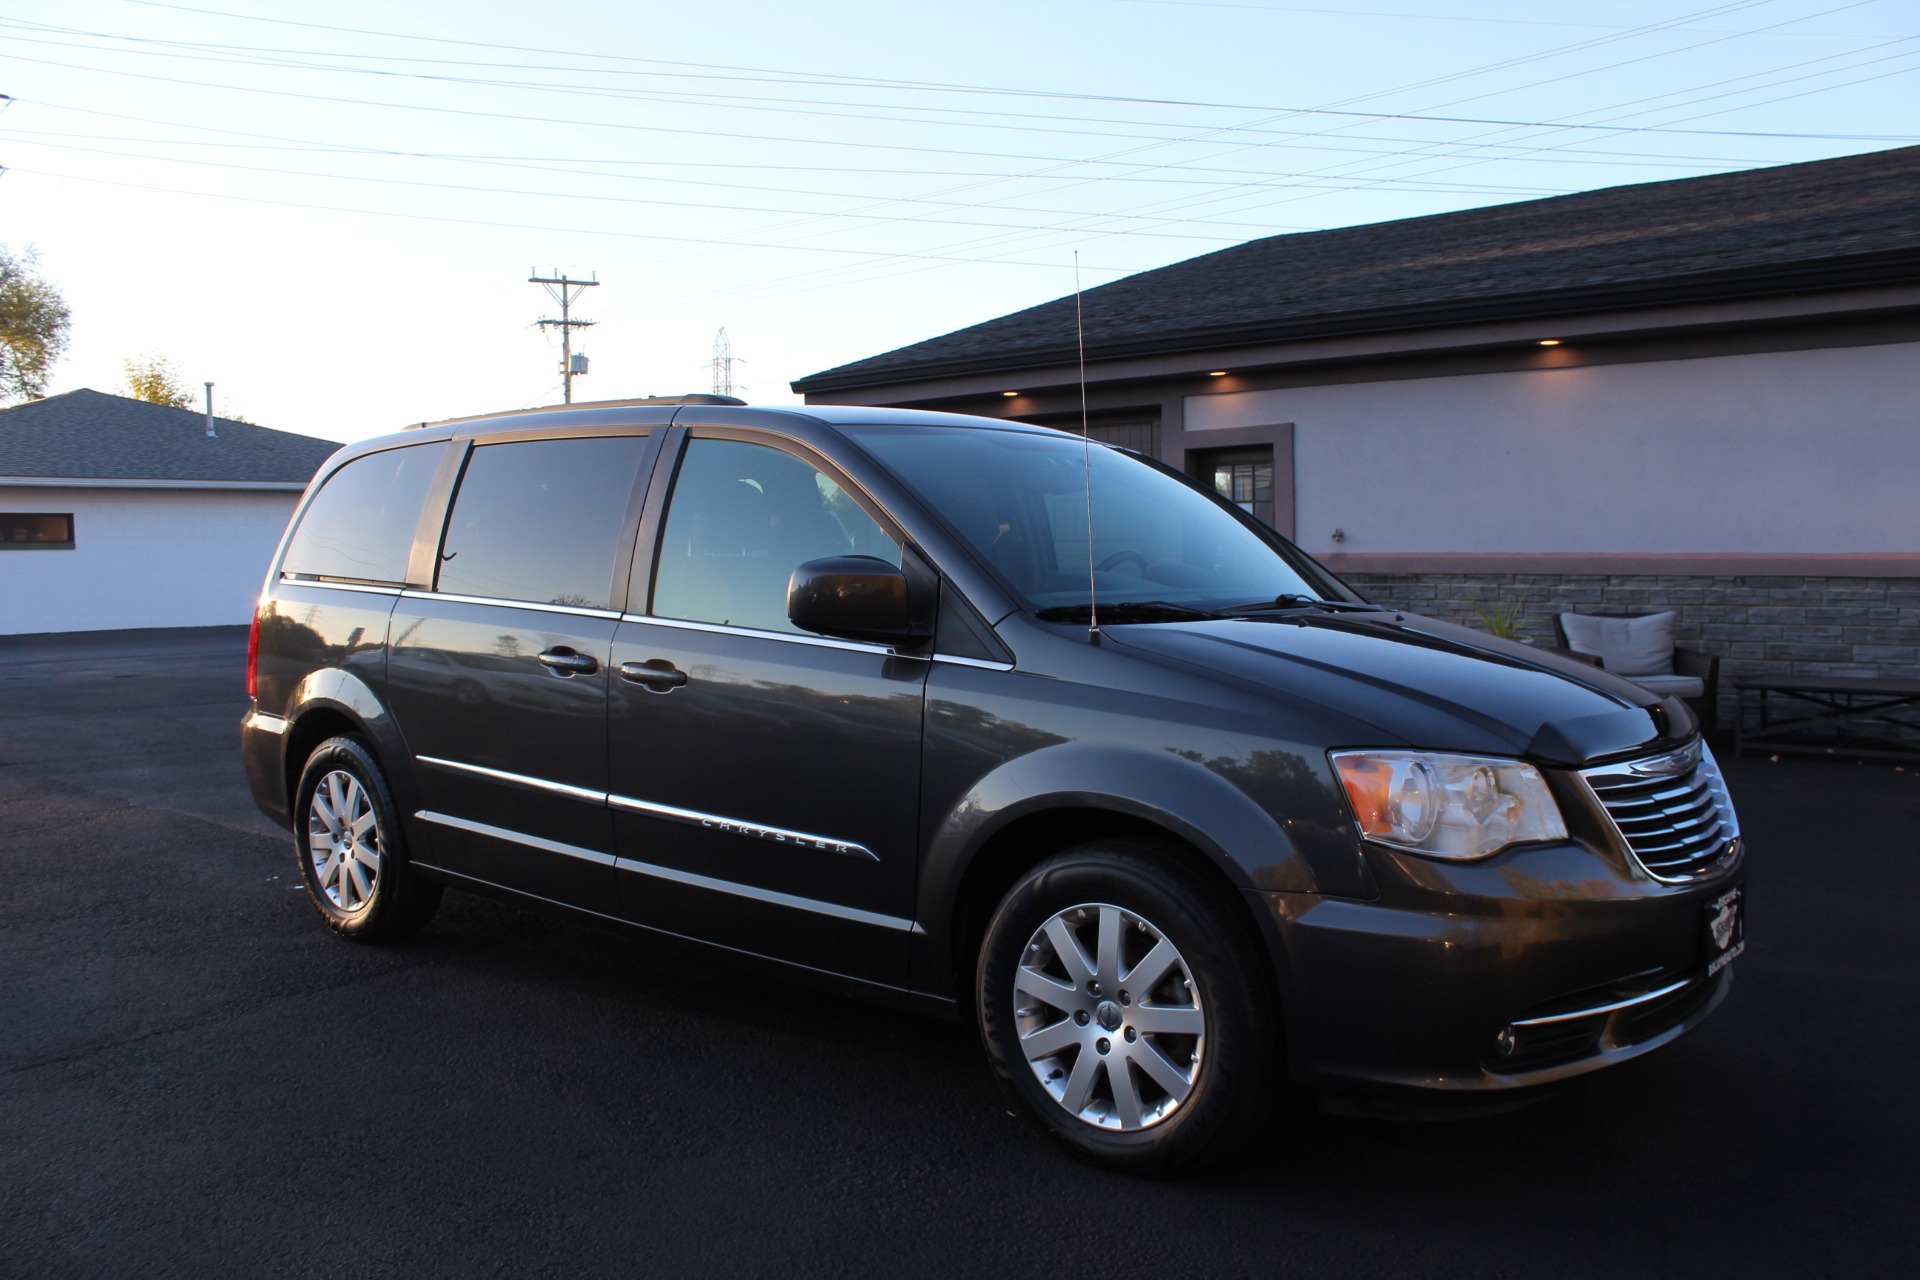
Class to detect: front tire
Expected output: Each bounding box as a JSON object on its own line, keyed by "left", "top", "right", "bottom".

{"left": 976, "top": 842, "right": 1275, "bottom": 1173}
{"left": 294, "top": 736, "right": 442, "bottom": 942}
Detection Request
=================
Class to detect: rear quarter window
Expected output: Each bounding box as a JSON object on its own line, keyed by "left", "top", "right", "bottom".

{"left": 282, "top": 444, "right": 439, "bottom": 584}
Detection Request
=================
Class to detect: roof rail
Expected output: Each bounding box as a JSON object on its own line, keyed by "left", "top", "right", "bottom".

{"left": 404, "top": 393, "right": 747, "bottom": 430}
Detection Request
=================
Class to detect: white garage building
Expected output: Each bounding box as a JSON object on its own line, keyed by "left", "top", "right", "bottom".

{"left": 1, "top": 389, "right": 340, "bottom": 635}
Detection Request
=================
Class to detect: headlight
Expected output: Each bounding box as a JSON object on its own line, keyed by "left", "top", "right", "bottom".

{"left": 1330, "top": 750, "right": 1567, "bottom": 861}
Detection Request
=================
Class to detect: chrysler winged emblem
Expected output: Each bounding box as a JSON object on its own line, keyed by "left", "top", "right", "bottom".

{"left": 1711, "top": 890, "right": 1741, "bottom": 950}
{"left": 1628, "top": 740, "right": 1702, "bottom": 778}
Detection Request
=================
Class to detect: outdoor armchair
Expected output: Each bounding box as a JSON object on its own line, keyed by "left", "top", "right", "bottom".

{"left": 1553, "top": 610, "right": 1721, "bottom": 736}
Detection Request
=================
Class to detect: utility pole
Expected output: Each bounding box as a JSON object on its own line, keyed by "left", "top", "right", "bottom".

{"left": 529, "top": 269, "right": 599, "bottom": 404}
{"left": 709, "top": 327, "right": 745, "bottom": 397}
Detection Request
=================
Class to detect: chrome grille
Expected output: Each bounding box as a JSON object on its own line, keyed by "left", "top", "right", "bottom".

{"left": 1580, "top": 741, "right": 1740, "bottom": 882}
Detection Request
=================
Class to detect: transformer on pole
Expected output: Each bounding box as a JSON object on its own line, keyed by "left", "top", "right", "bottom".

{"left": 529, "top": 269, "right": 599, "bottom": 404}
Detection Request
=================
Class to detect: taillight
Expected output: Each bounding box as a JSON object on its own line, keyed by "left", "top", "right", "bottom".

{"left": 246, "top": 606, "right": 262, "bottom": 700}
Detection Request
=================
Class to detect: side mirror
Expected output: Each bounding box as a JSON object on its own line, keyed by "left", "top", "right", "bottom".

{"left": 788, "top": 556, "right": 927, "bottom": 647}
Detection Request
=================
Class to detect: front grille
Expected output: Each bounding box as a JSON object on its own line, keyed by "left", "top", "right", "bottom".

{"left": 1580, "top": 740, "right": 1740, "bottom": 882}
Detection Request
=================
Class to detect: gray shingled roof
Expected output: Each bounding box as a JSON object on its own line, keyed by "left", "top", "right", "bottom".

{"left": 0, "top": 389, "right": 340, "bottom": 484}
{"left": 795, "top": 144, "right": 1920, "bottom": 392}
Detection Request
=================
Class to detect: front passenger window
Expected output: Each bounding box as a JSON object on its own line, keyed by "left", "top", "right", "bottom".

{"left": 652, "top": 438, "right": 899, "bottom": 634}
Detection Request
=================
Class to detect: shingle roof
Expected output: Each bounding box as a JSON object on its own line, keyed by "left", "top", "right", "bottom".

{"left": 794, "top": 144, "right": 1920, "bottom": 393}
{"left": 0, "top": 389, "right": 340, "bottom": 484}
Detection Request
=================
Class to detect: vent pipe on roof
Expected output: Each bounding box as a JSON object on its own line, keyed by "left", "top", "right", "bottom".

{"left": 204, "top": 382, "right": 216, "bottom": 438}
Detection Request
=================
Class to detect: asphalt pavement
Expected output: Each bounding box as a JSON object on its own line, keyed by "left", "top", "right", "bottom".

{"left": 3, "top": 628, "right": 1917, "bottom": 1279}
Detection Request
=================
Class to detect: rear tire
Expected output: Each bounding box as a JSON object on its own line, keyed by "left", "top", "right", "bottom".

{"left": 976, "top": 841, "right": 1275, "bottom": 1174}
{"left": 294, "top": 735, "right": 442, "bottom": 942}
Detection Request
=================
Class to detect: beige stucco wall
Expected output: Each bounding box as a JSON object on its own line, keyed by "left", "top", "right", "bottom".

{"left": 1184, "top": 340, "right": 1920, "bottom": 560}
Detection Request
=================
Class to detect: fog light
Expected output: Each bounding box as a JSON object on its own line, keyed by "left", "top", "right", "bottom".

{"left": 1495, "top": 1027, "right": 1517, "bottom": 1057}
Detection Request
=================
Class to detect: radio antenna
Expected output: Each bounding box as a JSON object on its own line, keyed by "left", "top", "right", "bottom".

{"left": 1075, "top": 251, "right": 1099, "bottom": 645}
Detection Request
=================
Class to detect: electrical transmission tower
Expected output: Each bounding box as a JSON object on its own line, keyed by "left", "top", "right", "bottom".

{"left": 709, "top": 327, "right": 745, "bottom": 397}
{"left": 529, "top": 269, "right": 599, "bottom": 404}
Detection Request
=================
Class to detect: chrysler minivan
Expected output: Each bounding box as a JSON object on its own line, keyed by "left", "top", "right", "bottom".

{"left": 242, "top": 397, "right": 1744, "bottom": 1171}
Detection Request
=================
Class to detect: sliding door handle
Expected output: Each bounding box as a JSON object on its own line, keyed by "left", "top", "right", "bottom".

{"left": 537, "top": 648, "right": 599, "bottom": 676}
{"left": 618, "top": 659, "right": 688, "bottom": 691}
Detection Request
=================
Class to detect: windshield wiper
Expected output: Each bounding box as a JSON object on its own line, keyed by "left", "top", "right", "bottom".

{"left": 1219, "top": 593, "right": 1386, "bottom": 616}
{"left": 1034, "top": 600, "right": 1222, "bottom": 624}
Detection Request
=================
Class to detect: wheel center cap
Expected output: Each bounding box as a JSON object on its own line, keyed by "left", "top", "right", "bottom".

{"left": 1094, "top": 1000, "right": 1123, "bottom": 1032}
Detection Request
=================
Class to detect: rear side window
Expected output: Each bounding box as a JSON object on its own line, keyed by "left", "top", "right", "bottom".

{"left": 437, "top": 435, "right": 649, "bottom": 610}
{"left": 282, "top": 444, "right": 439, "bottom": 584}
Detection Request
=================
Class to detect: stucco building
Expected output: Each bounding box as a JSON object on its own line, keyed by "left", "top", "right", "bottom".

{"left": 793, "top": 145, "right": 1920, "bottom": 720}
{"left": 1, "top": 389, "right": 339, "bottom": 634}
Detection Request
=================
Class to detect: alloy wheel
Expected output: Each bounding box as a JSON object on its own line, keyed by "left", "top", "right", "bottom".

{"left": 1012, "top": 902, "right": 1205, "bottom": 1131}
{"left": 307, "top": 769, "right": 380, "bottom": 912}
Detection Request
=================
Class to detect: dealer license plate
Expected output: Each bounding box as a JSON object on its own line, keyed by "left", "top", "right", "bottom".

{"left": 1706, "top": 887, "right": 1745, "bottom": 976}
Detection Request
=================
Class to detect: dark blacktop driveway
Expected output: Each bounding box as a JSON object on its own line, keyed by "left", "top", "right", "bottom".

{"left": 3, "top": 627, "right": 1917, "bottom": 1279}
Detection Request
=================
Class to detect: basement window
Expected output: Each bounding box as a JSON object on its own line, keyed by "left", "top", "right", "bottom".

{"left": 0, "top": 513, "right": 75, "bottom": 549}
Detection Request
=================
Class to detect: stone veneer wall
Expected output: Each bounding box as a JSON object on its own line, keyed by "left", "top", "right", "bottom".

{"left": 1340, "top": 572, "right": 1920, "bottom": 734}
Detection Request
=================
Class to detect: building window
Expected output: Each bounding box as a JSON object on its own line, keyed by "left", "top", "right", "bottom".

{"left": 1198, "top": 448, "right": 1274, "bottom": 527}
{"left": 0, "top": 513, "right": 75, "bottom": 549}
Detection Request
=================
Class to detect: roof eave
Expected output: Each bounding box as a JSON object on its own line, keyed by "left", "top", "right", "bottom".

{"left": 792, "top": 246, "right": 1920, "bottom": 394}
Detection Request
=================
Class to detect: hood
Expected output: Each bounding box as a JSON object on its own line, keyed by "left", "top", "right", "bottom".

{"left": 1105, "top": 610, "right": 1689, "bottom": 767}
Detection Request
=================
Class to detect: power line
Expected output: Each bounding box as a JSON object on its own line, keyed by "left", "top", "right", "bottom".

{"left": 12, "top": 0, "right": 1909, "bottom": 332}
{"left": 7, "top": 166, "right": 1133, "bottom": 272}
{"left": 816, "top": 1, "right": 1904, "bottom": 277}
{"left": 25, "top": 9, "right": 1916, "bottom": 141}
{"left": 15, "top": 96, "right": 1809, "bottom": 179}
{"left": 7, "top": 0, "right": 1907, "bottom": 273}
{"left": 1098, "top": 0, "right": 1885, "bottom": 36}
{"left": 586, "top": 23, "right": 1920, "bottom": 320}
{"left": 0, "top": 135, "right": 1300, "bottom": 242}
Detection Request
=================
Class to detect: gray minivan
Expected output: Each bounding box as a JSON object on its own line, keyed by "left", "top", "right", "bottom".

{"left": 243, "top": 396, "right": 1744, "bottom": 1172}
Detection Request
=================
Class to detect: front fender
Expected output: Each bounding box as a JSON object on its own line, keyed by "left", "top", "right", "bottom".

{"left": 912, "top": 742, "right": 1333, "bottom": 1002}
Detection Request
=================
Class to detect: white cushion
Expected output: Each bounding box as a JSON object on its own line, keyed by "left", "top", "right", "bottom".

{"left": 1559, "top": 611, "right": 1677, "bottom": 678}
{"left": 1625, "top": 672, "right": 1705, "bottom": 699}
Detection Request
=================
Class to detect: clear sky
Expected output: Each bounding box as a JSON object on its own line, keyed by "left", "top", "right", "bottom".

{"left": 3, "top": 0, "right": 1916, "bottom": 441}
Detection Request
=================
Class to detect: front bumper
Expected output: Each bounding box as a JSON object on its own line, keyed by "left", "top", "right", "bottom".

{"left": 1254, "top": 840, "right": 1745, "bottom": 1095}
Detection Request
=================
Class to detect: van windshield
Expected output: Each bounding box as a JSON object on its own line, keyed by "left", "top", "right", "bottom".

{"left": 842, "top": 424, "right": 1338, "bottom": 616}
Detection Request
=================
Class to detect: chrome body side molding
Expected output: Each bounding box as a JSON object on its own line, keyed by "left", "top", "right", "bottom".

{"left": 416, "top": 755, "right": 607, "bottom": 805}
{"left": 607, "top": 791, "right": 878, "bottom": 861}
{"left": 611, "top": 853, "right": 918, "bottom": 933}
{"left": 411, "top": 811, "right": 911, "bottom": 930}
{"left": 416, "top": 810, "right": 617, "bottom": 867}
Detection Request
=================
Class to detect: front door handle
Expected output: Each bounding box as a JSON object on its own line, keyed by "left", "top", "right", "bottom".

{"left": 618, "top": 659, "right": 688, "bottom": 691}
{"left": 537, "top": 648, "right": 599, "bottom": 676}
